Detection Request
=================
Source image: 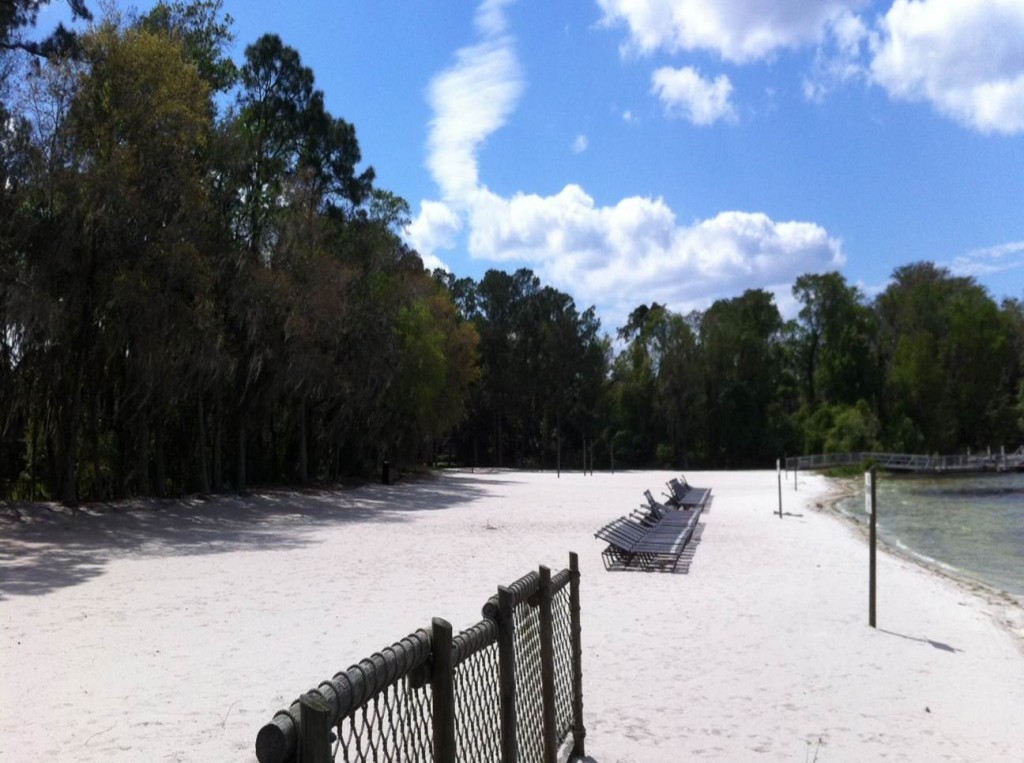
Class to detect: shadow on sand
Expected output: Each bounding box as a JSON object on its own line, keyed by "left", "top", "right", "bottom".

{"left": 878, "top": 628, "right": 960, "bottom": 653}
{"left": 0, "top": 473, "right": 489, "bottom": 599}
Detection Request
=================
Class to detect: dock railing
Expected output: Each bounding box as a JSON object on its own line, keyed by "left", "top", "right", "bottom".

{"left": 785, "top": 447, "right": 1024, "bottom": 473}
{"left": 255, "top": 553, "right": 586, "bottom": 763}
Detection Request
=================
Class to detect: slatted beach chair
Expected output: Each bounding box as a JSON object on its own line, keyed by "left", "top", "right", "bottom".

{"left": 664, "top": 477, "right": 712, "bottom": 510}
{"left": 628, "top": 517, "right": 700, "bottom": 571}
{"left": 644, "top": 488, "right": 702, "bottom": 518}
{"left": 596, "top": 500, "right": 702, "bottom": 572}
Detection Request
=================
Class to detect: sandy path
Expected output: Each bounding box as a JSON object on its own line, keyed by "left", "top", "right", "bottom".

{"left": 2, "top": 469, "right": 1022, "bottom": 761}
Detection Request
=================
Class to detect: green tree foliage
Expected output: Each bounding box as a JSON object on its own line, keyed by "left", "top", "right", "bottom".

{"left": 0, "top": 7, "right": 482, "bottom": 503}
{"left": 793, "top": 272, "right": 879, "bottom": 407}
{"left": 698, "top": 290, "right": 787, "bottom": 466}
{"left": 441, "top": 268, "right": 609, "bottom": 469}
{"left": 139, "top": 0, "right": 237, "bottom": 93}
{"left": 1, "top": 1, "right": 91, "bottom": 59}
{"left": 876, "top": 262, "right": 1015, "bottom": 452}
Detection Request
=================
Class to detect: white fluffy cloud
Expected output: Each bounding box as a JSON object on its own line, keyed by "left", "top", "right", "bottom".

{"left": 598, "top": 0, "right": 866, "bottom": 63}
{"left": 599, "top": 1, "right": 1024, "bottom": 135}
{"left": 652, "top": 66, "right": 737, "bottom": 124}
{"left": 870, "top": 0, "right": 1024, "bottom": 134}
{"left": 409, "top": 0, "right": 845, "bottom": 324}
{"left": 465, "top": 185, "right": 844, "bottom": 323}
{"left": 406, "top": 200, "right": 463, "bottom": 262}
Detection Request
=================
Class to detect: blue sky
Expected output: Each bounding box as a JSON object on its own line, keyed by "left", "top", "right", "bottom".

{"left": 44, "top": 0, "right": 1024, "bottom": 329}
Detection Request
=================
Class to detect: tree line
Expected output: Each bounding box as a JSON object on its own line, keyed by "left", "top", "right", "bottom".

{"left": 439, "top": 265, "right": 1024, "bottom": 472}
{"left": 1, "top": 2, "right": 477, "bottom": 504}
{"left": 2, "top": 3, "right": 1022, "bottom": 505}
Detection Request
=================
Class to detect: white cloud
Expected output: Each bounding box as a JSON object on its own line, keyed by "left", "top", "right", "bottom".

{"left": 475, "top": 0, "right": 516, "bottom": 36}
{"left": 406, "top": 200, "right": 463, "bottom": 258}
{"left": 424, "top": 5, "right": 523, "bottom": 201}
{"left": 598, "top": 0, "right": 866, "bottom": 63}
{"left": 622, "top": 109, "right": 636, "bottom": 122}
{"left": 411, "top": 0, "right": 845, "bottom": 326}
{"left": 651, "top": 66, "right": 737, "bottom": 124}
{"left": 870, "top": 0, "right": 1024, "bottom": 134}
{"left": 466, "top": 185, "right": 844, "bottom": 323}
{"left": 951, "top": 240, "right": 1024, "bottom": 276}
{"left": 572, "top": 134, "right": 589, "bottom": 153}
{"left": 803, "top": 10, "right": 871, "bottom": 101}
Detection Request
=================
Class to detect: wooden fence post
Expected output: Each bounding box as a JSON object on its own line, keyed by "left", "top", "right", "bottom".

{"left": 431, "top": 617, "right": 456, "bottom": 763}
{"left": 569, "top": 552, "right": 586, "bottom": 760}
{"left": 496, "top": 586, "right": 518, "bottom": 763}
{"left": 538, "top": 565, "right": 557, "bottom": 763}
{"left": 776, "top": 458, "right": 783, "bottom": 519}
{"left": 298, "top": 691, "right": 332, "bottom": 763}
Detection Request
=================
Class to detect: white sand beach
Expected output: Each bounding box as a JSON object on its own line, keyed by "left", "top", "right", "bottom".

{"left": 2, "top": 469, "right": 1022, "bottom": 761}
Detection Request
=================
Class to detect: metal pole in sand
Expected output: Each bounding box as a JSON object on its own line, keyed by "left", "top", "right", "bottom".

{"left": 866, "top": 466, "right": 877, "bottom": 628}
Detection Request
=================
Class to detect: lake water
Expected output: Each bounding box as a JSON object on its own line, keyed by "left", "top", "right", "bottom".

{"left": 832, "top": 470, "right": 1024, "bottom": 597}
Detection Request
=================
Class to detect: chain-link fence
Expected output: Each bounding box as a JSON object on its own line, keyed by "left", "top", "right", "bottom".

{"left": 256, "top": 553, "right": 586, "bottom": 763}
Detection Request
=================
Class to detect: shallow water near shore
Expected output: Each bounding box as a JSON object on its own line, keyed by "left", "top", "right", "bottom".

{"left": 833, "top": 470, "right": 1024, "bottom": 597}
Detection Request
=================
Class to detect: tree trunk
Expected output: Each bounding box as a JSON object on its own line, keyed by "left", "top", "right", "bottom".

{"left": 60, "top": 379, "right": 82, "bottom": 507}
{"left": 136, "top": 415, "right": 150, "bottom": 497}
{"left": 29, "top": 405, "right": 37, "bottom": 502}
{"left": 212, "top": 403, "right": 222, "bottom": 492}
{"left": 298, "top": 396, "right": 308, "bottom": 484}
{"left": 236, "top": 416, "right": 246, "bottom": 491}
{"left": 91, "top": 395, "right": 102, "bottom": 500}
{"left": 196, "top": 397, "right": 210, "bottom": 493}
{"left": 154, "top": 418, "right": 166, "bottom": 498}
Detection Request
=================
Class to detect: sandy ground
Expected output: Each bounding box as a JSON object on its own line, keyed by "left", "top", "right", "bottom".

{"left": 2, "top": 469, "right": 1023, "bottom": 762}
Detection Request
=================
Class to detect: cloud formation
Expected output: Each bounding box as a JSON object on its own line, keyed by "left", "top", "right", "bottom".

{"left": 870, "top": 0, "right": 1024, "bottom": 134}
{"left": 572, "top": 134, "right": 589, "bottom": 153}
{"left": 600, "top": 0, "right": 1024, "bottom": 135}
{"left": 409, "top": 0, "right": 845, "bottom": 326}
{"left": 598, "top": 0, "right": 864, "bottom": 63}
{"left": 951, "top": 240, "right": 1024, "bottom": 277}
{"left": 424, "top": 1, "right": 523, "bottom": 201}
{"left": 652, "top": 66, "right": 737, "bottom": 124}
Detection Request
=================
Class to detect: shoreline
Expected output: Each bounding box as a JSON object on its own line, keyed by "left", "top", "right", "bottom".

{"left": 813, "top": 473, "right": 1024, "bottom": 654}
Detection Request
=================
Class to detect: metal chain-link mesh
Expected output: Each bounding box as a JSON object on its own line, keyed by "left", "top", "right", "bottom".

{"left": 512, "top": 599, "right": 545, "bottom": 762}
{"left": 334, "top": 674, "right": 432, "bottom": 763}
{"left": 454, "top": 639, "right": 501, "bottom": 762}
{"left": 551, "top": 585, "right": 574, "bottom": 747}
{"left": 258, "top": 564, "right": 580, "bottom": 763}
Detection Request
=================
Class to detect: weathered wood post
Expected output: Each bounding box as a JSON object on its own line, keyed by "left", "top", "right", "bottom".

{"left": 431, "top": 617, "right": 456, "bottom": 763}
{"left": 538, "top": 565, "right": 558, "bottom": 763}
{"left": 569, "top": 552, "right": 586, "bottom": 760}
{"left": 298, "top": 691, "right": 332, "bottom": 763}
{"left": 496, "top": 586, "right": 518, "bottom": 763}
{"left": 866, "top": 466, "right": 877, "bottom": 628}
{"left": 776, "top": 458, "right": 783, "bottom": 519}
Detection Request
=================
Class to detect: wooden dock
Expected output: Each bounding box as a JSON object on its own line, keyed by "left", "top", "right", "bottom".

{"left": 785, "top": 447, "right": 1024, "bottom": 474}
